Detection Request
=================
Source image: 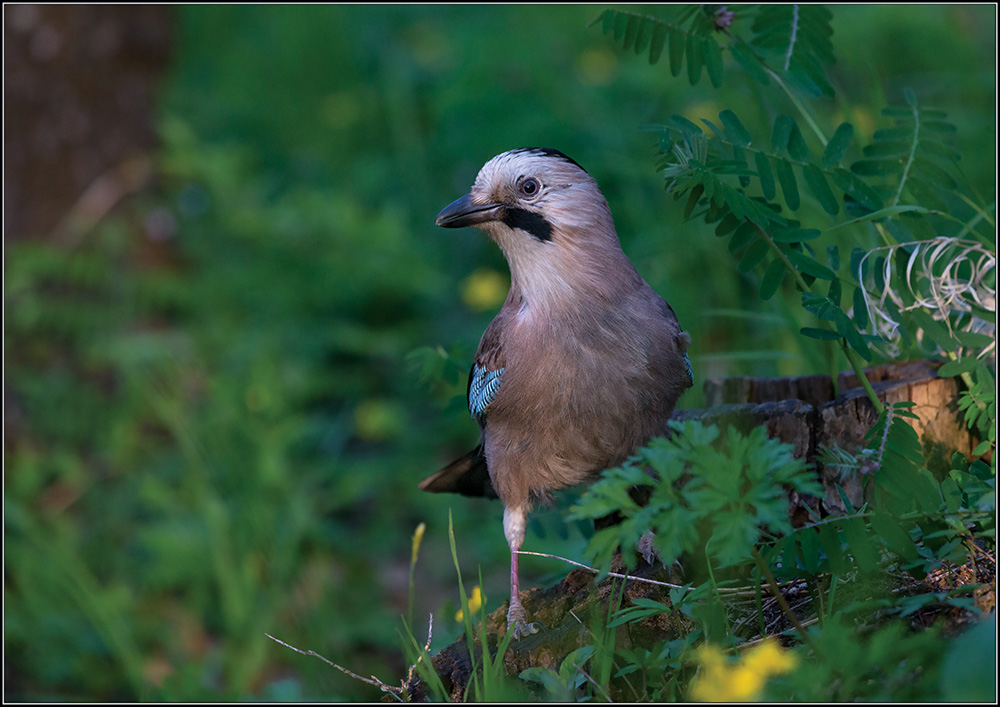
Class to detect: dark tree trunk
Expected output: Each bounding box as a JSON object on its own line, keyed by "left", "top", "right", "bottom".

{"left": 4, "top": 4, "right": 172, "bottom": 242}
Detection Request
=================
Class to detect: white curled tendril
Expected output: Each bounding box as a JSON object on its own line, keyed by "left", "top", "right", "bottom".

{"left": 856, "top": 237, "right": 996, "bottom": 364}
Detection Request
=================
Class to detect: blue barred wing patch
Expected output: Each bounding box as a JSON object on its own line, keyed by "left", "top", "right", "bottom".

{"left": 683, "top": 351, "right": 694, "bottom": 386}
{"left": 469, "top": 364, "right": 504, "bottom": 420}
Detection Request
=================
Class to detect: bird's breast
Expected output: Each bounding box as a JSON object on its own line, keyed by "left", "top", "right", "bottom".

{"left": 482, "top": 295, "right": 681, "bottom": 506}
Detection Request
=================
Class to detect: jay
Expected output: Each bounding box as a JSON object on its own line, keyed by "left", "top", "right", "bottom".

{"left": 420, "top": 148, "right": 693, "bottom": 639}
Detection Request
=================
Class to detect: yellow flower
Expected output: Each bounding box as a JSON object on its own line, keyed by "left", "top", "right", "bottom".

{"left": 689, "top": 640, "right": 797, "bottom": 702}
{"left": 742, "top": 639, "right": 798, "bottom": 676}
{"left": 461, "top": 269, "right": 508, "bottom": 311}
{"left": 455, "top": 585, "right": 483, "bottom": 622}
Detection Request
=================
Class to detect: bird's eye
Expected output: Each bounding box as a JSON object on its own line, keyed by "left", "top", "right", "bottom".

{"left": 519, "top": 178, "right": 540, "bottom": 198}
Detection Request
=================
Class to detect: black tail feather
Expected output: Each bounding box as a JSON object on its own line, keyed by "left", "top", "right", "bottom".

{"left": 419, "top": 445, "right": 497, "bottom": 499}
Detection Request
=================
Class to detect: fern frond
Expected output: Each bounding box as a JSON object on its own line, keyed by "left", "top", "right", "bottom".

{"left": 654, "top": 109, "right": 885, "bottom": 308}
{"left": 851, "top": 91, "right": 962, "bottom": 210}
{"left": 593, "top": 8, "right": 726, "bottom": 86}
{"left": 750, "top": 4, "right": 835, "bottom": 97}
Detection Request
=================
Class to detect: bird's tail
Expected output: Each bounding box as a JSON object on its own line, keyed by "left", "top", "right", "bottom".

{"left": 419, "top": 444, "right": 498, "bottom": 499}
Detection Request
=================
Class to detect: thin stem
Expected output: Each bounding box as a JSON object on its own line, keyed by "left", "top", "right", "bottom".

{"left": 891, "top": 99, "right": 920, "bottom": 208}
{"left": 842, "top": 343, "right": 885, "bottom": 413}
{"left": 753, "top": 223, "right": 811, "bottom": 291}
{"left": 752, "top": 548, "right": 818, "bottom": 652}
{"left": 754, "top": 223, "right": 885, "bottom": 412}
{"left": 764, "top": 65, "right": 828, "bottom": 147}
{"left": 873, "top": 221, "right": 897, "bottom": 247}
{"left": 827, "top": 575, "right": 839, "bottom": 620}
{"left": 516, "top": 550, "right": 753, "bottom": 594}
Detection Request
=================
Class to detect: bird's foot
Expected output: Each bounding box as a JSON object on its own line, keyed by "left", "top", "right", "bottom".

{"left": 637, "top": 530, "right": 685, "bottom": 579}
{"left": 507, "top": 602, "right": 541, "bottom": 640}
{"left": 637, "top": 530, "right": 659, "bottom": 566}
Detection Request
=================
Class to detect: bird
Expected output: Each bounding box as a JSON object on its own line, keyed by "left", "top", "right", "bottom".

{"left": 419, "top": 147, "right": 693, "bottom": 639}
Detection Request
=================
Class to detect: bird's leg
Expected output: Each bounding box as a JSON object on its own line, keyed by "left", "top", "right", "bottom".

{"left": 503, "top": 505, "right": 540, "bottom": 639}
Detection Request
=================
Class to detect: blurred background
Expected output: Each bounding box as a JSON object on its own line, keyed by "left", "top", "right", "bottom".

{"left": 4, "top": 4, "right": 995, "bottom": 700}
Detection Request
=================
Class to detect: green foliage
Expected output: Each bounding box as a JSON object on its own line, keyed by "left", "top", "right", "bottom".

{"left": 547, "top": 5, "right": 996, "bottom": 704}
{"left": 520, "top": 646, "right": 597, "bottom": 701}
{"left": 570, "top": 421, "right": 820, "bottom": 571}
{"left": 765, "top": 618, "right": 946, "bottom": 702}
{"left": 594, "top": 5, "right": 836, "bottom": 96}
{"left": 4, "top": 4, "right": 994, "bottom": 703}
{"left": 610, "top": 4, "right": 996, "bottom": 445}
{"left": 560, "top": 403, "right": 993, "bottom": 701}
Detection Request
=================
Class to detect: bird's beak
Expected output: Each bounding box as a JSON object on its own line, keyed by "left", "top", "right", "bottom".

{"left": 435, "top": 193, "right": 502, "bottom": 229}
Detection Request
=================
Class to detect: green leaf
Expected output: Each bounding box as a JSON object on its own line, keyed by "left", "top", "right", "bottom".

{"left": 827, "top": 244, "right": 841, "bottom": 272}
{"left": 842, "top": 516, "right": 879, "bottom": 571}
{"left": 669, "top": 27, "right": 685, "bottom": 76}
{"left": 800, "top": 327, "right": 841, "bottom": 340}
{"left": 730, "top": 41, "right": 770, "bottom": 85}
{"left": 738, "top": 238, "right": 769, "bottom": 272}
{"left": 803, "top": 164, "right": 839, "bottom": 215}
{"left": 852, "top": 286, "right": 869, "bottom": 330}
{"left": 850, "top": 247, "right": 868, "bottom": 280}
{"left": 938, "top": 356, "right": 981, "bottom": 378}
{"left": 822, "top": 122, "right": 855, "bottom": 168}
{"left": 754, "top": 152, "right": 775, "bottom": 200}
{"left": 871, "top": 511, "right": 919, "bottom": 561}
{"left": 649, "top": 23, "right": 668, "bottom": 64}
{"left": 788, "top": 250, "right": 835, "bottom": 280}
{"left": 633, "top": 17, "right": 652, "bottom": 55}
{"left": 771, "top": 115, "right": 794, "bottom": 154}
{"left": 759, "top": 258, "right": 786, "bottom": 300}
{"left": 704, "top": 38, "right": 723, "bottom": 88}
{"left": 787, "top": 122, "right": 810, "bottom": 161}
{"left": 913, "top": 468, "right": 943, "bottom": 513}
{"left": 613, "top": 10, "right": 628, "bottom": 42}
{"left": 683, "top": 183, "right": 704, "bottom": 219}
{"left": 714, "top": 212, "right": 741, "bottom": 237}
{"left": 667, "top": 113, "right": 704, "bottom": 138}
{"left": 775, "top": 158, "right": 800, "bottom": 210}
{"left": 686, "top": 31, "right": 704, "bottom": 84}
{"left": 719, "top": 110, "right": 751, "bottom": 147}
{"left": 770, "top": 226, "right": 821, "bottom": 242}
{"left": 830, "top": 168, "right": 884, "bottom": 212}
{"left": 851, "top": 158, "right": 902, "bottom": 176}
{"left": 622, "top": 14, "right": 640, "bottom": 51}
{"left": 600, "top": 9, "right": 615, "bottom": 35}
{"left": 728, "top": 222, "right": 758, "bottom": 252}
{"left": 834, "top": 307, "right": 870, "bottom": 359}
{"left": 954, "top": 330, "right": 995, "bottom": 349}
{"left": 818, "top": 523, "right": 849, "bottom": 575}
{"left": 731, "top": 146, "right": 751, "bottom": 188}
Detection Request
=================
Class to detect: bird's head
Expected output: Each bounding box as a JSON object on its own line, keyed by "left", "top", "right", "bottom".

{"left": 436, "top": 148, "right": 634, "bottom": 308}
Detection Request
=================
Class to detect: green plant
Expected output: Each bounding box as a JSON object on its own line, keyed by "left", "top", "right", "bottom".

{"left": 597, "top": 6, "right": 995, "bottom": 425}
{"left": 539, "top": 6, "right": 997, "bottom": 702}
{"left": 570, "top": 421, "right": 821, "bottom": 574}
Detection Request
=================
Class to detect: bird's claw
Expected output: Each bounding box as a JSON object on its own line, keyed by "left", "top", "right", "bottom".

{"left": 507, "top": 603, "right": 541, "bottom": 640}
{"left": 509, "top": 619, "right": 542, "bottom": 640}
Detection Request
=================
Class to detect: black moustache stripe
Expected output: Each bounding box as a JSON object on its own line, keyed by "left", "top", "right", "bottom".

{"left": 501, "top": 207, "right": 553, "bottom": 242}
